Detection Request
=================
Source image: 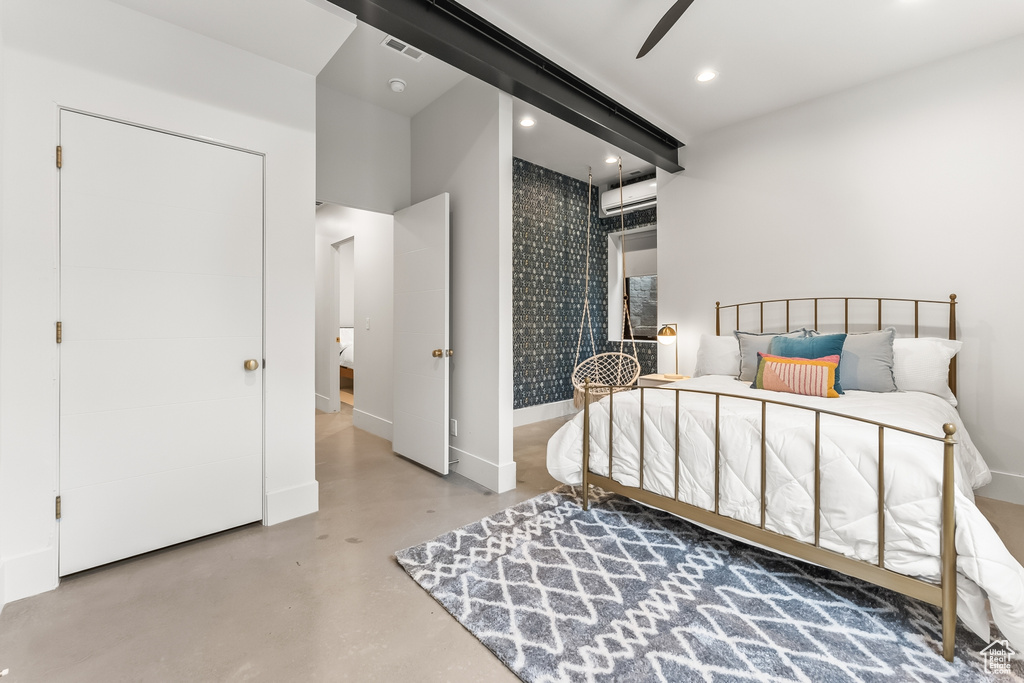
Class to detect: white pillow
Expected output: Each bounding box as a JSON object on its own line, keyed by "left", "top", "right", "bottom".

{"left": 892, "top": 337, "right": 962, "bottom": 406}
{"left": 694, "top": 334, "right": 741, "bottom": 377}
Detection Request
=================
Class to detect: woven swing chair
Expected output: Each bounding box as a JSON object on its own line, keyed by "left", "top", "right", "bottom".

{"left": 571, "top": 162, "right": 641, "bottom": 408}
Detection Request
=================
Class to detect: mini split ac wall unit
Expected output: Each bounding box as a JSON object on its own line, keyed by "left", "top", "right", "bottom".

{"left": 600, "top": 182, "right": 657, "bottom": 217}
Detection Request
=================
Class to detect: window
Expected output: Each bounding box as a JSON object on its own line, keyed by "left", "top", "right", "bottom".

{"left": 608, "top": 225, "right": 657, "bottom": 342}
{"left": 623, "top": 275, "right": 658, "bottom": 341}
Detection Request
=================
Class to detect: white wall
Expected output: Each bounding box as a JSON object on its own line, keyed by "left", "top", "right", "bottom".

{"left": 657, "top": 35, "right": 1024, "bottom": 503}
{"left": 314, "top": 204, "right": 394, "bottom": 439}
{"left": 0, "top": 0, "right": 319, "bottom": 606}
{"left": 411, "top": 77, "right": 515, "bottom": 493}
{"left": 317, "top": 84, "right": 411, "bottom": 215}
{"left": 0, "top": 0, "right": 7, "bottom": 612}
{"left": 337, "top": 239, "right": 355, "bottom": 327}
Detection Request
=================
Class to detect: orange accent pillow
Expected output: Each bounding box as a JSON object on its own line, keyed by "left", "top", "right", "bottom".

{"left": 752, "top": 353, "right": 841, "bottom": 399}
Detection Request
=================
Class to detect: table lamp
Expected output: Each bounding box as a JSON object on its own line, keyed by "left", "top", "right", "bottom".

{"left": 657, "top": 323, "right": 684, "bottom": 380}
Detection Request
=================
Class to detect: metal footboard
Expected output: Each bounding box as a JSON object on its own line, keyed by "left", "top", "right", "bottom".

{"left": 580, "top": 380, "right": 959, "bottom": 662}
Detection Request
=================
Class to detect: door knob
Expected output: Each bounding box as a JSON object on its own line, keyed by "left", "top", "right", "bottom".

{"left": 432, "top": 349, "right": 443, "bottom": 358}
{"left": 244, "top": 359, "right": 259, "bottom": 371}
{"left": 445, "top": 349, "right": 455, "bottom": 357}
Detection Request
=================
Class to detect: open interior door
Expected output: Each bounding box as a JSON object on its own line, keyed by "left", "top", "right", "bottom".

{"left": 392, "top": 194, "right": 451, "bottom": 474}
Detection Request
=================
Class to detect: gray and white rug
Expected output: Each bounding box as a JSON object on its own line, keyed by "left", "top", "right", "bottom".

{"left": 396, "top": 486, "right": 1023, "bottom": 682}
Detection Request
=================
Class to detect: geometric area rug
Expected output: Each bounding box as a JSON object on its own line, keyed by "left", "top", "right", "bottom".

{"left": 397, "top": 486, "right": 1024, "bottom": 683}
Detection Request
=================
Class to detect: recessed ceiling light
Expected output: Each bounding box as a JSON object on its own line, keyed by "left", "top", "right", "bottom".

{"left": 696, "top": 70, "right": 718, "bottom": 83}
{"left": 519, "top": 116, "right": 536, "bottom": 127}
{"left": 605, "top": 156, "right": 618, "bottom": 164}
{"left": 388, "top": 78, "right": 406, "bottom": 93}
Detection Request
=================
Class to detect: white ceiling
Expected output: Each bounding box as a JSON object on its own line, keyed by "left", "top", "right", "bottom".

{"left": 318, "top": 21, "right": 648, "bottom": 182}
{"left": 457, "top": 0, "right": 1024, "bottom": 140}
{"left": 113, "top": 0, "right": 1024, "bottom": 181}
{"left": 317, "top": 21, "right": 468, "bottom": 117}
{"left": 110, "top": 0, "right": 357, "bottom": 76}
{"left": 513, "top": 101, "right": 654, "bottom": 185}
{"left": 109, "top": 0, "right": 640, "bottom": 180}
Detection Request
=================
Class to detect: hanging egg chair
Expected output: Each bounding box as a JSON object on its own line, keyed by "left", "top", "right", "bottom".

{"left": 571, "top": 161, "right": 641, "bottom": 408}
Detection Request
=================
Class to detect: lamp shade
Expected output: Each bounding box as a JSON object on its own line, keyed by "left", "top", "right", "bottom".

{"left": 657, "top": 324, "right": 677, "bottom": 345}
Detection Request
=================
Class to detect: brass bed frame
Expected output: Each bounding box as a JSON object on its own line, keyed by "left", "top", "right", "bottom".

{"left": 580, "top": 295, "right": 960, "bottom": 661}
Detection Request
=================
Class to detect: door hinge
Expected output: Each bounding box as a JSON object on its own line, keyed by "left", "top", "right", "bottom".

{"left": 56, "top": 495, "right": 62, "bottom": 520}
{"left": 56, "top": 145, "right": 62, "bottom": 169}
{"left": 56, "top": 321, "right": 62, "bottom": 344}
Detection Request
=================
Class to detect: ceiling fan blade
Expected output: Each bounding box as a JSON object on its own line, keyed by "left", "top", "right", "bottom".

{"left": 636, "top": 0, "right": 697, "bottom": 59}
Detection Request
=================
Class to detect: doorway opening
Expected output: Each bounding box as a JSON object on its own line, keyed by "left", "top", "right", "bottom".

{"left": 336, "top": 237, "right": 355, "bottom": 406}
{"left": 314, "top": 203, "right": 394, "bottom": 438}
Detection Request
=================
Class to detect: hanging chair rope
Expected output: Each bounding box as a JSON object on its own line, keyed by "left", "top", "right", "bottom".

{"left": 616, "top": 159, "right": 639, "bottom": 373}
{"left": 572, "top": 169, "right": 598, "bottom": 373}
{"left": 571, "top": 160, "right": 641, "bottom": 408}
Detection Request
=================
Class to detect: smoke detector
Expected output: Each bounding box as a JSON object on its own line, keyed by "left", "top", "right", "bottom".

{"left": 388, "top": 78, "right": 407, "bottom": 93}
{"left": 380, "top": 35, "right": 425, "bottom": 62}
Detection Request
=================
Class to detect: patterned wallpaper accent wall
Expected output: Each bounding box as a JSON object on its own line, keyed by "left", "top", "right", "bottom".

{"left": 513, "top": 157, "right": 658, "bottom": 410}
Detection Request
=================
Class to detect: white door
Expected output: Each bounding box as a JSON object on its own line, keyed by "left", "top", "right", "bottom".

{"left": 58, "top": 111, "right": 264, "bottom": 575}
{"left": 393, "top": 194, "right": 451, "bottom": 474}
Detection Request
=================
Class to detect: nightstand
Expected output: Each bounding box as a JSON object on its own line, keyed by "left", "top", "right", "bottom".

{"left": 638, "top": 373, "right": 690, "bottom": 387}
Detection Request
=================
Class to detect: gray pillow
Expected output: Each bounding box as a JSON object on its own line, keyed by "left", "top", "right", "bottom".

{"left": 734, "top": 329, "right": 809, "bottom": 382}
{"left": 838, "top": 327, "right": 897, "bottom": 392}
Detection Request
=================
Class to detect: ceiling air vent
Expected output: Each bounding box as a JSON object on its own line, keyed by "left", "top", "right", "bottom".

{"left": 380, "top": 35, "right": 425, "bottom": 62}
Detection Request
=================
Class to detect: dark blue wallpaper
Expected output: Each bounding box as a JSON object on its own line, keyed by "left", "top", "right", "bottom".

{"left": 513, "top": 158, "right": 658, "bottom": 409}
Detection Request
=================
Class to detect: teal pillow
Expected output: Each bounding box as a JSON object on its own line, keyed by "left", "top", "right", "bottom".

{"left": 770, "top": 333, "right": 847, "bottom": 394}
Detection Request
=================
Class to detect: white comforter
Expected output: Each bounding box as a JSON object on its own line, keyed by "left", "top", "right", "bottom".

{"left": 547, "top": 375, "right": 1024, "bottom": 651}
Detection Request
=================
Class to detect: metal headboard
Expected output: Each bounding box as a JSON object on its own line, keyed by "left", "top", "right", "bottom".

{"left": 714, "top": 295, "right": 958, "bottom": 400}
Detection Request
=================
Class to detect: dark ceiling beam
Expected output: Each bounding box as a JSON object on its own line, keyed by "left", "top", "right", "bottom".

{"left": 326, "top": 0, "right": 684, "bottom": 173}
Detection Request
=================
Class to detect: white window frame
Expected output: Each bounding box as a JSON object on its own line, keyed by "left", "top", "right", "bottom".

{"left": 607, "top": 223, "right": 658, "bottom": 343}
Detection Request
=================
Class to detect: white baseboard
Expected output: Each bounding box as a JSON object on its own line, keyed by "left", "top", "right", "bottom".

{"left": 353, "top": 409, "right": 393, "bottom": 441}
{"left": 265, "top": 480, "right": 319, "bottom": 526}
{"left": 2, "top": 546, "right": 58, "bottom": 606}
{"left": 450, "top": 446, "right": 517, "bottom": 493}
{"left": 976, "top": 470, "right": 1024, "bottom": 506}
{"left": 314, "top": 392, "right": 333, "bottom": 413}
{"left": 513, "top": 399, "right": 578, "bottom": 427}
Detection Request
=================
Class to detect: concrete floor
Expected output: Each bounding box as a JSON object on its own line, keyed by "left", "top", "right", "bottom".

{"left": 0, "top": 406, "right": 1021, "bottom": 681}
{"left": 0, "top": 407, "right": 565, "bottom": 682}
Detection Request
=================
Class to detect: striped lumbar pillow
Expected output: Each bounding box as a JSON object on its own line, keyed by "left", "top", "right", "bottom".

{"left": 752, "top": 352, "right": 841, "bottom": 398}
